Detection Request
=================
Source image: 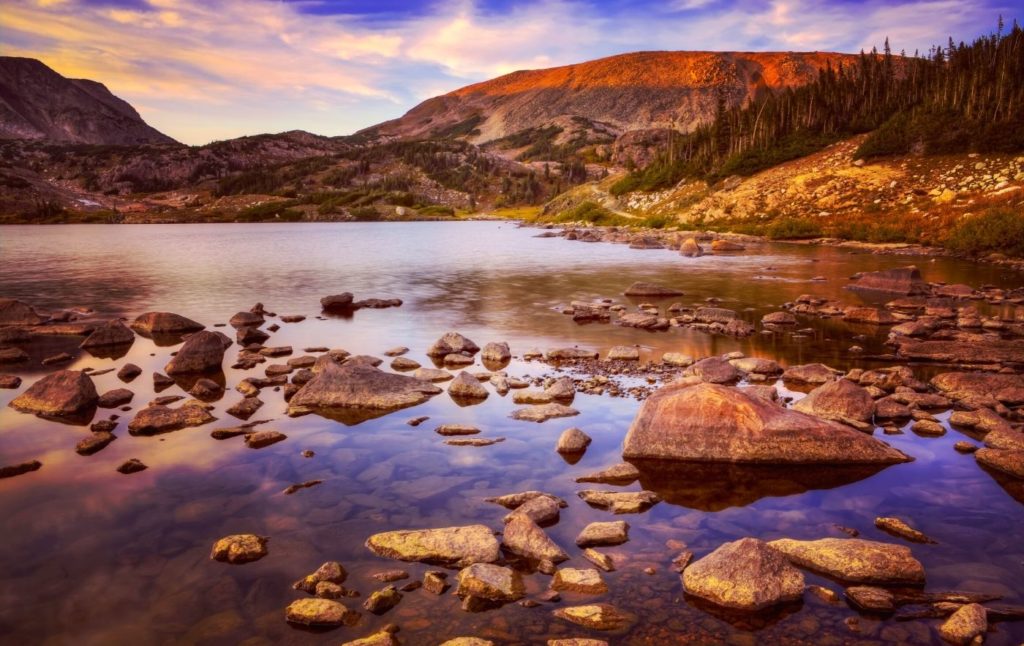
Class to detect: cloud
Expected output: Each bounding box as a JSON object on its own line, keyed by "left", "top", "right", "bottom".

{"left": 0, "top": 0, "right": 1006, "bottom": 144}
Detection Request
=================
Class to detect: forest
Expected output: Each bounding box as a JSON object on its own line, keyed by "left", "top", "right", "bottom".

{"left": 611, "top": 19, "right": 1024, "bottom": 195}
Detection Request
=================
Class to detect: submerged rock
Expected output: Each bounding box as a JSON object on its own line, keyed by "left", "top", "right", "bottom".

{"left": 874, "top": 517, "right": 936, "bottom": 544}
{"left": 288, "top": 361, "right": 441, "bottom": 418}
{"left": 845, "top": 586, "right": 895, "bottom": 612}
{"left": 9, "top": 370, "right": 98, "bottom": 419}
{"left": 768, "top": 537, "right": 925, "bottom": 585}
{"left": 510, "top": 403, "right": 579, "bottom": 423}
{"left": 552, "top": 568, "right": 608, "bottom": 594}
{"left": 456, "top": 563, "right": 525, "bottom": 602}
{"left": 622, "top": 383, "right": 909, "bottom": 464}
{"left": 552, "top": 604, "right": 634, "bottom": 631}
{"left": 211, "top": 534, "right": 268, "bottom": 563}
{"left": 578, "top": 490, "right": 660, "bottom": 514}
{"left": 575, "top": 462, "right": 640, "bottom": 485}
{"left": 365, "top": 525, "right": 500, "bottom": 567}
{"left": 939, "top": 603, "right": 987, "bottom": 645}
{"left": 683, "top": 538, "right": 804, "bottom": 611}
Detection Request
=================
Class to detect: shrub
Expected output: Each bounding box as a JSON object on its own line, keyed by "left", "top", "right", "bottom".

{"left": 766, "top": 217, "right": 823, "bottom": 240}
{"left": 946, "top": 208, "right": 1024, "bottom": 257}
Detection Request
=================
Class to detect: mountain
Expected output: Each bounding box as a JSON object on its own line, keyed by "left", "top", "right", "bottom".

{"left": 0, "top": 57, "right": 177, "bottom": 146}
{"left": 363, "top": 51, "right": 860, "bottom": 145}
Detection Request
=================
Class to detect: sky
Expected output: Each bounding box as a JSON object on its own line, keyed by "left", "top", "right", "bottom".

{"left": 1, "top": 0, "right": 1012, "bottom": 145}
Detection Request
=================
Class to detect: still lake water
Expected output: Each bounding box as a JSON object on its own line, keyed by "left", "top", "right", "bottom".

{"left": 0, "top": 222, "right": 1023, "bottom": 644}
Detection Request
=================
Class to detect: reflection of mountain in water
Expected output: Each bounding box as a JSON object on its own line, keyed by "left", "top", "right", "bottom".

{"left": 631, "top": 460, "right": 894, "bottom": 512}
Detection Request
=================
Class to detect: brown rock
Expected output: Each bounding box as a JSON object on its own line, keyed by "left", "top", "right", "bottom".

{"left": 874, "top": 517, "right": 936, "bottom": 544}
{"left": 293, "top": 561, "right": 347, "bottom": 593}
{"left": 552, "top": 604, "right": 634, "bottom": 631}
{"left": 245, "top": 430, "right": 286, "bottom": 449}
{"left": 845, "top": 586, "right": 895, "bottom": 612}
{"left": 683, "top": 537, "right": 804, "bottom": 611}
{"left": 285, "top": 598, "right": 357, "bottom": 627}
{"left": 931, "top": 372, "right": 1024, "bottom": 406}
{"left": 76, "top": 431, "right": 116, "bottom": 455}
{"left": 503, "top": 495, "right": 562, "bottom": 525}
{"left": 0, "top": 374, "right": 22, "bottom": 388}
{"left": 363, "top": 585, "right": 402, "bottom": 614}
{"left": 288, "top": 361, "right": 441, "bottom": 418}
{"left": 623, "top": 282, "right": 683, "bottom": 297}
{"left": 502, "top": 514, "right": 568, "bottom": 563}
{"left": 578, "top": 490, "right": 660, "bottom": 514}
{"left": 128, "top": 401, "right": 214, "bottom": 435}
{"left": 427, "top": 332, "right": 479, "bottom": 357}
{"left": 793, "top": 378, "right": 875, "bottom": 427}
{"left": 975, "top": 448, "right": 1024, "bottom": 478}
{"left": 211, "top": 533, "right": 268, "bottom": 563}
{"left": 767, "top": 537, "right": 925, "bottom": 584}
{"left": 116, "top": 458, "right": 147, "bottom": 474}
{"left": 0, "top": 459, "right": 42, "bottom": 479}
{"left": 847, "top": 266, "right": 929, "bottom": 295}
{"left": 9, "top": 369, "right": 97, "bottom": 418}
{"left": 782, "top": 363, "right": 840, "bottom": 384}
{"left": 623, "top": 382, "right": 909, "bottom": 464}
{"left": 510, "top": 403, "right": 579, "bottom": 422}
{"left": 556, "top": 427, "right": 591, "bottom": 454}
{"left": 165, "top": 330, "right": 231, "bottom": 374}
{"left": 552, "top": 568, "right": 607, "bottom": 594}
{"left": 0, "top": 298, "right": 45, "bottom": 326}
{"left": 575, "top": 521, "right": 629, "bottom": 547}
{"left": 680, "top": 238, "right": 703, "bottom": 257}
{"left": 80, "top": 319, "right": 135, "bottom": 349}
{"left": 455, "top": 563, "right": 525, "bottom": 601}
{"left": 117, "top": 363, "right": 141, "bottom": 382}
{"left": 448, "top": 371, "right": 489, "bottom": 400}
{"left": 938, "top": 603, "right": 987, "bottom": 645}
{"left": 131, "top": 311, "right": 204, "bottom": 336}
{"left": 685, "top": 357, "right": 741, "bottom": 384}
{"left": 574, "top": 462, "right": 640, "bottom": 485}
{"left": 97, "top": 388, "right": 134, "bottom": 408}
{"left": 366, "top": 525, "right": 500, "bottom": 567}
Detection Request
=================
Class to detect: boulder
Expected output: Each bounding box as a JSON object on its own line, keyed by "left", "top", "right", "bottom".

{"left": 761, "top": 311, "right": 797, "bottom": 325}
{"left": 9, "top": 370, "right": 97, "bottom": 419}
{"left": 931, "top": 372, "right": 1024, "bottom": 406}
{"left": 552, "top": 604, "right": 634, "bottom": 631}
{"left": 427, "top": 332, "right": 479, "bottom": 357}
{"left": 556, "top": 427, "right": 591, "bottom": 454}
{"left": 847, "top": 266, "right": 930, "bottom": 295}
{"left": 623, "top": 383, "right": 909, "bottom": 464}
{"left": 320, "top": 293, "right": 355, "bottom": 312}
{"left": 288, "top": 362, "right": 441, "bottom": 417}
{"left": 448, "top": 372, "right": 489, "bottom": 400}
{"left": 623, "top": 282, "right": 683, "bottom": 297}
{"left": 164, "top": 330, "right": 231, "bottom": 374}
{"left": 365, "top": 525, "right": 500, "bottom": 567}
{"left": 503, "top": 495, "right": 562, "bottom": 525}
{"left": 481, "top": 342, "right": 511, "bottom": 363}
{"left": 575, "top": 521, "right": 629, "bottom": 547}
{"left": 578, "top": 490, "right": 660, "bottom": 514}
{"left": 0, "top": 298, "right": 45, "bottom": 326}
{"left": 236, "top": 326, "right": 269, "bottom": 345}
{"left": 975, "top": 448, "right": 1024, "bottom": 478}
{"left": 606, "top": 346, "right": 639, "bottom": 361}
{"left": 939, "top": 603, "right": 988, "bottom": 645}
{"left": 683, "top": 538, "right": 804, "bottom": 611}
{"left": 685, "top": 357, "right": 741, "bottom": 384}
{"left": 502, "top": 515, "right": 568, "bottom": 563}
{"left": 680, "top": 238, "right": 703, "bottom": 257}
{"left": 98, "top": 388, "right": 134, "bottom": 408}
{"left": 210, "top": 534, "right": 268, "bottom": 563}
{"left": 363, "top": 585, "right": 402, "bottom": 614}
{"left": 767, "top": 537, "right": 925, "bottom": 584}
{"left": 456, "top": 563, "right": 525, "bottom": 602}
{"left": 285, "top": 598, "right": 357, "bottom": 627}
{"left": 80, "top": 319, "right": 135, "bottom": 349}
{"left": 711, "top": 239, "right": 745, "bottom": 252}
{"left": 131, "top": 312, "right": 204, "bottom": 336}
{"left": 552, "top": 568, "right": 607, "bottom": 594}
{"left": 792, "top": 378, "right": 875, "bottom": 427}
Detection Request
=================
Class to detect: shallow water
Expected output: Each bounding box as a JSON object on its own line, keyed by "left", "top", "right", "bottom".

{"left": 1, "top": 222, "right": 1023, "bottom": 645}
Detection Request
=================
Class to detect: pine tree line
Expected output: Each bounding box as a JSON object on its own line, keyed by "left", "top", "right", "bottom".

{"left": 612, "top": 20, "right": 1024, "bottom": 195}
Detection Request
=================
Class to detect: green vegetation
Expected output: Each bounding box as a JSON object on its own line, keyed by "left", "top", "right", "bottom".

{"left": 549, "top": 201, "right": 634, "bottom": 226}
{"left": 765, "top": 217, "right": 824, "bottom": 240}
{"left": 946, "top": 208, "right": 1024, "bottom": 257}
{"left": 614, "top": 21, "right": 1024, "bottom": 192}
{"left": 435, "top": 114, "right": 484, "bottom": 139}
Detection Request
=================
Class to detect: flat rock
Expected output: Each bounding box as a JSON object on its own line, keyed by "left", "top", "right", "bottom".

{"left": 455, "top": 563, "right": 524, "bottom": 601}
{"left": 578, "top": 490, "right": 659, "bottom": 514}
{"left": 975, "top": 448, "right": 1024, "bottom": 478}
{"left": 575, "top": 521, "right": 629, "bottom": 547}
{"left": 582, "top": 549, "right": 615, "bottom": 572}
{"left": 623, "top": 282, "right": 683, "bottom": 297}
{"left": 9, "top": 370, "right": 97, "bottom": 418}
{"left": 575, "top": 462, "right": 639, "bottom": 485}
{"left": 97, "top": 388, "right": 134, "bottom": 408}
{"left": 503, "top": 495, "right": 562, "bottom": 524}
{"left": 165, "top": 330, "right": 231, "bottom": 374}
{"left": 847, "top": 266, "right": 930, "bottom": 295}
{"left": 768, "top": 537, "right": 925, "bottom": 585}
{"left": 622, "top": 383, "right": 909, "bottom": 464}
{"left": 211, "top": 534, "right": 268, "bottom": 563}
{"left": 552, "top": 604, "right": 634, "bottom": 631}
{"left": 552, "top": 568, "right": 607, "bottom": 594}
{"left": 245, "top": 430, "right": 286, "bottom": 449}
{"left": 845, "top": 585, "right": 895, "bottom": 612}
{"left": 128, "top": 401, "right": 214, "bottom": 435}
{"left": 546, "top": 348, "right": 599, "bottom": 360}
{"left": 436, "top": 424, "right": 480, "bottom": 436}
{"left": 80, "top": 319, "right": 135, "bottom": 349}
{"left": 782, "top": 363, "right": 840, "bottom": 384}
{"left": 683, "top": 537, "right": 804, "bottom": 611}
{"left": 341, "top": 629, "right": 400, "bottom": 646}
{"left": 931, "top": 372, "right": 1024, "bottom": 406}
{"left": 288, "top": 362, "right": 441, "bottom": 417}
{"left": 874, "top": 517, "right": 936, "bottom": 544}
{"left": 662, "top": 352, "right": 694, "bottom": 367}
{"left": 412, "top": 367, "right": 452, "bottom": 382}
{"left": 365, "top": 525, "right": 500, "bottom": 567}
{"left": 391, "top": 357, "right": 420, "bottom": 371}
{"left": 131, "top": 312, "right": 204, "bottom": 336}
{"left": 510, "top": 403, "right": 579, "bottom": 423}
{"left": 502, "top": 514, "right": 568, "bottom": 563}
{"left": 76, "top": 431, "right": 116, "bottom": 455}
{"left": 445, "top": 437, "right": 504, "bottom": 446}
{"left": 486, "top": 491, "right": 567, "bottom": 509}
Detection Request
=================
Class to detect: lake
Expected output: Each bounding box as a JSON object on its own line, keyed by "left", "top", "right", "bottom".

{"left": 1, "top": 221, "right": 1023, "bottom": 644}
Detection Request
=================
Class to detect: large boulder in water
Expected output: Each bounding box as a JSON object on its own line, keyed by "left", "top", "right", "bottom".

{"left": 792, "top": 378, "right": 875, "bottom": 428}
{"left": 0, "top": 298, "right": 45, "bottom": 326}
{"left": 683, "top": 537, "right": 804, "bottom": 611}
{"left": 622, "top": 383, "right": 910, "bottom": 464}
{"left": 320, "top": 293, "right": 354, "bottom": 312}
{"left": 131, "top": 312, "right": 204, "bottom": 336}
{"left": 9, "top": 370, "right": 97, "bottom": 419}
{"left": 165, "top": 331, "right": 231, "bottom": 374}
{"left": 80, "top": 319, "right": 135, "bottom": 349}
{"left": 288, "top": 361, "right": 441, "bottom": 418}
{"left": 846, "top": 265, "right": 930, "bottom": 295}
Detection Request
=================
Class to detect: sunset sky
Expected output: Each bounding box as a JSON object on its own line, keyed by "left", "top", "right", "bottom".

{"left": 1, "top": 0, "right": 1011, "bottom": 145}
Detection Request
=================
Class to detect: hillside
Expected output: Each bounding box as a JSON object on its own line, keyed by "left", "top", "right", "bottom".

{"left": 0, "top": 57, "right": 177, "bottom": 145}
{"left": 363, "top": 51, "right": 859, "bottom": 146}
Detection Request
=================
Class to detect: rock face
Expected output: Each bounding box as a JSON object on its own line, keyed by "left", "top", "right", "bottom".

{"left": 767, "top": 537, "right": 925, "bottom": 584}
{"left": 0, "top": 298, "right": 45, "bottom": 326}
{"left": 847, "top": 266, "right": 929, "bottom": 295}
{"left": 427, "top": 332, "right": 479, "bottom": 357}
{"left": 9, "top": 370, "right": 97, "bottom": 418}
{"left": 623, "top": 282, "right": 683, "bottom": 297}
{"left": 0, "top": 57, "right": 177, "bottom": 145}
{"left": 165, "top": 330, "right": 231, "bottom": 374}
{"left": 365, "top": 525, "right": 500, "bottom": 567}
{"left": 80, "top": 319, "right": 135, "bottom": 349}
{"left": 288, "top": 361, "right": 441, "bottom": 417}
{"left": 455, "top": 563, "right": 525, "bottom": 602}
{"left": 622, "top": 382, "right": 909, "bottom": 464}
{"left": 131, "top": 312, "right": 204, "bottom": 336}
{"left": 210, "top": 534, "right": 268, "bottom": 564}
{"left": 683, "top": 538, "right": 804, "bottom": 611}
{"left": 792, "top": 378, "right": 875, "bottom": 427}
